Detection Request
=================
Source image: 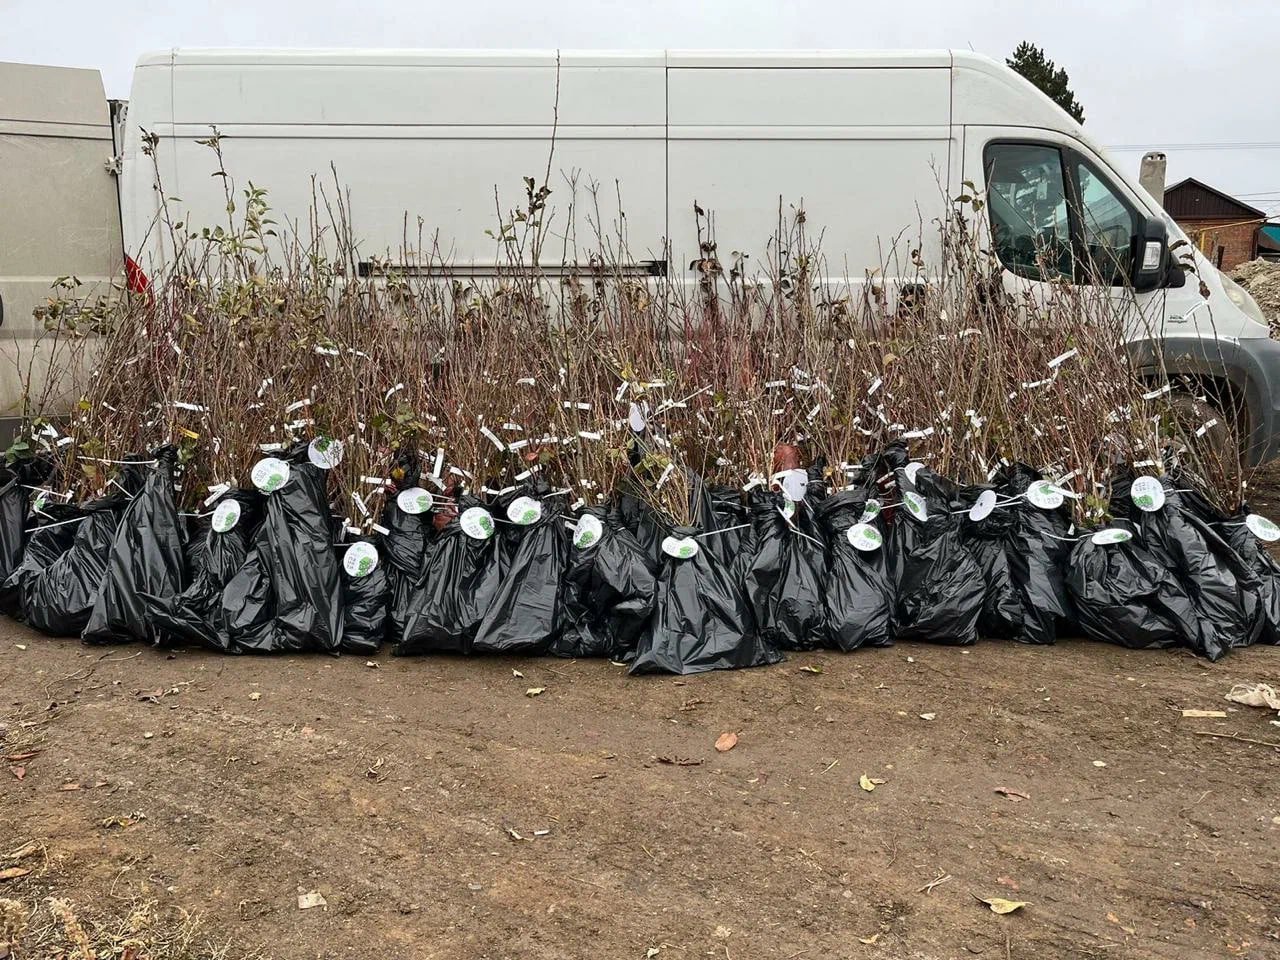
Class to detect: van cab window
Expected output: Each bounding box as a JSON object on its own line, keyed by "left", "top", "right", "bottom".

{"left": 984, "top": 144, "right": 1072, "bottom": 281}
{"left": 1073, "top": 159, "right": 1136, "bottom": 285}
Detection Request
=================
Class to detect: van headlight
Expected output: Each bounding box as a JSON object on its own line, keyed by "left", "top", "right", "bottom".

{"left": 1219, "top": 271, "right": 1267, "bottom": 326}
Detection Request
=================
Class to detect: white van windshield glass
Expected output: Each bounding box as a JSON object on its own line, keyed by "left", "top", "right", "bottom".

{"left": 984, "top": 144, "right": 1071, "bottom": 281}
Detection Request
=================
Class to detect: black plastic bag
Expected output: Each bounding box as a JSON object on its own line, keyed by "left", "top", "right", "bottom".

{"left": 0, "top": 458, "right": 52, "bottom": 603}
{"left": 143, "top": 489, "right": 262, "bottom": 652}
{"left": 380, "top": 485, "right": 429, "bottom": 646}
{"left": 744, "top": 492, "right": 827, "bottom": 650}
{"left": 615, "top": 487, "right": 665, "bottom": 564}
{"left": 473, "top": 484, "right": 568, "bottom": 654}
{"left": 395, "top": 493, "right": 501, "bottom": 655}
{"left": 692, "top": 482, "right": 751, "bottom": 570}
{"left": 341, "top": 537, "right": 388, "bottom": 654}
{"left": 814, "top": 488, "right": 894, "bottom": 651}
{"left": 630, "top": 524, "right": 783, "bottom": 675}
{"left": 223, "top": 452, "right": 344, "bottom": 653}
{"left": 1066, "top": 525, "right": 1201, "bottom": 651}
{"left": 961, "top": 464, "right": 1075, "bottom": 644}
{"left": 1220, "top": 509, "right": 1280, "bottom": 645}
{"left": 1111, "top": 473, "right": 1260, "bottom": 659}
{"left": 552, "top": 505, "right": 658, "bottom": 658}
{"left": 887, "top": 465, "right": 985, "bottom": 645}
{"left": 83, "top": 451, "right": 187, "bottom": 645}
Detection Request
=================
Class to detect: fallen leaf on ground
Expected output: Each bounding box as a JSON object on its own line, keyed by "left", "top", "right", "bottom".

{"left": 858, "top": 933, "right": 880, "bottom": 945}
{"left": 1106, "top": 911, "right": 1137, "bottom": 935}
{"left": 715, "top": 732, "right": 738, "bottom": 753}
{"left": 0, "top": 867, "right": 32, "bottom": 881}
{"left": 976, "top": 895, "right": 1027, "bottom": 914}
{"left": 525, "top": 687, "right": 545, "bottom": 697}
{"left": 1181, "top": 709, "right": 1227, "bottom": 718}
{"left": 994, "top": 787, "right": 1030, "bottom": 802}
{"left": 136, "top": 688, "right": 164, "bottom": 704}
{"left": 9, "top": 767, "right": 25, "bottom": 781}
{"left": 860, "top": 775, "right": 886, "bottom": 792}
{"left": 3, "top": 752, "right": 39, "bottom": 763}
{"left": 799, "top": 665, "right": 823, "bottom": 674}
{"left": 512, "top": 669, "right": 524, "bottom": 678}
{"left": 297, "top": 891, "right": 326, "bottom": 909}
{"left": 919, "top": 713, "right": 936, "bottom": 721}
{"left": 655, "top": 755, "right": 703, "bottom": 766}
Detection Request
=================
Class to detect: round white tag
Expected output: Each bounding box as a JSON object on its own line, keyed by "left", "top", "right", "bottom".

{"left": 1091, "top": 528, "right": 1134, "bottom": 545}
{"left": 903, "top": 461, "right": 925, "bottom": 483}
{"left": 343, "top": 541, "right": 379, "bottom": 577}
{"left": 1130, "top": 476, "right": 1165, "bottom": 513}
{"left": 250, "top": 457, "right": 290, "bottom": 493}
{"left": 968, "top": 489, "right": 997, "bottom": 522}
{"left": 781, "top": 498, "right": 797, "bottom": 521}
{"left": 211, "top": 498, "right": 241, "bottom": 533}
{"left": 661, "top": 535, "right": 700, "bottom": 560}
{"left": 628, "top": 402, "right": 646, "bottom": 433}
{"left": 307, "top": 437, "right": 344, "bottom": 469}
{"left": 847, "top": 522, "right": 883, "bottom": 552}
{"left": 1025, "top": 480, "right": 1065, "bottom": 510}
{"left": 778, "top": 469, "right": 809, "bottom": 503}
{"left": 396, "top": 487, "right": 432, "bottom": 515}
{"left": 859, "top": 498, "right": 882, "bottom": 523}
{"left": 506, "top": 496, "right": 542, "bottom": 525}
{"left": 902, "top": 490, "right": 928, "bottom": 522}
{"left": 572, "top": 513, "right": 604, "bottom": 548}
{"left": 1245, "top": 513, "right": 1280, "bottom": 542}
{"left": 459, "top": 506, "right": 495, "bottom": 540}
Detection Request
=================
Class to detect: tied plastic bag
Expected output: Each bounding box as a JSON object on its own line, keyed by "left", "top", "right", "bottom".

{"left": 143, "top": 489, "right": 262, "bottom": 651}
{"left": 814, "top": 487, "right": 894, "bottom": 651}
{"left": 744, "top": 491, "right": 828, "bottom": 651}
{"left": 691, "top": 482, "right": 751, "bottom": 569}
{"left": 1066, "top": 525, "right": 1201, "bottom": 651}
{"left": 887, "top": 465, "right": 985, "bottom": 645}
{"left": 395, "top": 493, "right": 501, "bottom": 655}
{"left": 341, "top": 536, "right": 388, "bottom": 654}
{"left": 223, "top": 450, "right": 344, "bottom": 653}
{"left": 1219, "top": 509, "right": 1280, "bottom": 645}
{"left": 83, "top": 450, "right": 187, "bottom": 645}
{"left": 472, "top": 483, "right": 568, "bottom": 654}
{"left": 380, "top": 460, "right": 430, "bottom": 645}
{"left": 1111, "top": 473, "right": 1260, "bottom": 659}
{"left": 961, "top": 463, "right": 1075, "bottom": 644}
{"left": 551, "top": 505, "right": 657, "bottom": 659}
{"left": 630, "top": 524, "right": 783, "bottom": 675}
{"left": 0, "top": 458, "right": 52, "bottom": 606}
{"left": 10, "top": 462, "right": 146, "bottom": 636}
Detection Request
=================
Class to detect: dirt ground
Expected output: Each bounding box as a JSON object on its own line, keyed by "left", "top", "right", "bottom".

{"left": 2, "top": 621, "right": 1279, "bottom": 960}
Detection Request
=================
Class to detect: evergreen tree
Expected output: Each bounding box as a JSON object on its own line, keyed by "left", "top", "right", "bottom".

{"left": 1006, "top": 42, "right": 1086, "bottom": 125}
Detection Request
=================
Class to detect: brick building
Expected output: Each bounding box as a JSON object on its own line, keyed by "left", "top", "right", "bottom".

{"left": 1163, "top": 178, "right": 1265, "bottom": 271}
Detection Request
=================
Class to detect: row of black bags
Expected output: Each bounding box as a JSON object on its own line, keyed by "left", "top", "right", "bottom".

{"left": 0, "top": 441, "right": 1276, "bottom": 673}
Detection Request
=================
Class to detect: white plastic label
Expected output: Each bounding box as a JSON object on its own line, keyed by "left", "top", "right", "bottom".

{"left": 859, "top": 499, "right": 882, "bottom": 523}
{"left": 572, "top": 513, "right": 604, "bottom": 548}
{"left": 661, "top": 535, "right": 700, "bottom": 560}
{"left": 902, "top": 490, "right": 928, "bottom": 522}
{"left": 507, "top": 495, "right": 542, "bottom": 526}
{"left": 211, "top": 498, "right": 241, "bottom": 534}
{"left": 968, "top": 489, "right": 997, "bottom": 522}
{"left": 1026, "top": 480, "right": 1065, "bottom": 510}
{"left": 628, "top": 402, "right": 646, "bottom": 433}
{"left": 846, "top": 522, "right": 883, "bottom": 552}
{"left": 903, "top": 461, "right": 925, "bottom": 483}
{"left": 1091, "top": 528, "right": 1134, "bottom": 545}
{"left": 396, "top": 487, "right": 432, "bottom": 515}
{"left": 343, "top": 541, "right": 379, "bottom": 578}
{"left": 460, "top": 506, "right": 495, "bottom": 540}
{"left": 779, "top": 469, "right": 809, "bottom": 503}
{"left": 1130, "top": 476, "right": 1165, "bottom": 513}
{"left": 308, "top": 437, "right": 344, "bottom": 469}
{"left": 1245, "top": 513, "right": 1280, "bottom": 542}
{"left": 250, "top": 457, "right": 290, "bottom": 493}
{"left": 781, "top": 498, "right": 797, "bottom": 521}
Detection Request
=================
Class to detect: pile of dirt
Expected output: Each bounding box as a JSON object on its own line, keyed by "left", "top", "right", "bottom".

{"left": 1232, "top": 257, "right": 1280, "bottom": 327}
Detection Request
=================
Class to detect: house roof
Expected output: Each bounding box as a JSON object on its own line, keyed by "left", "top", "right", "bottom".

{"left": 1164, "top": 177, "right": 1267, "bottom": 221}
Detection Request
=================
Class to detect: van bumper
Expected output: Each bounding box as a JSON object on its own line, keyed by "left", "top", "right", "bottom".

{"left": 1127, "top": 334, "right": 1280, "bottom": 466}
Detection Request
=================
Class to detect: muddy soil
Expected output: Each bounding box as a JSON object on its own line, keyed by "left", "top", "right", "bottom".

{"left": 2, "top": 626, "right": 1278, "bottom": 960}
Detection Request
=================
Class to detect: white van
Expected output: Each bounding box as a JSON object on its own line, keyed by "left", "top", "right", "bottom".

{"left": 3, "top": 49, "right": 1277, "bottom": 460}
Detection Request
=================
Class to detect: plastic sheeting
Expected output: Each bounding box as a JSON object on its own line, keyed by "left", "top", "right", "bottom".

{"left": 630, "top": 525, "right": 783, "bottom": 675}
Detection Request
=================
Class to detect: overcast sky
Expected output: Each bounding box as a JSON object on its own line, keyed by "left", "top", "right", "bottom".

{"left": 4, "top": 0, "right": 1277, "bottom": 216}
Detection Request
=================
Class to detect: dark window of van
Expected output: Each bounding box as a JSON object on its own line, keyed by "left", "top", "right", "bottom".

{"left": 983, "top": 143, "right": 1072, "bottom": 281}
{"left": 1072, "top": 157, "right": 1137, "bottom": 285}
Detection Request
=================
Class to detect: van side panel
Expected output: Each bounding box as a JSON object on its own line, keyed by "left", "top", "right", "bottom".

{"left": 667, "top": 65, "right": 956, "bottom": 283}
{"left": 0, "top": 62, "right": 120, "bottom": 426}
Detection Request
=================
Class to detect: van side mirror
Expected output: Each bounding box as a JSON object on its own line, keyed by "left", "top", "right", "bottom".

{"left": 1131, "top": 215, "right": 1168, "bottom": 293}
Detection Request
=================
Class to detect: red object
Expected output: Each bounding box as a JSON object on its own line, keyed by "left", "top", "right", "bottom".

{"left": 124, "top": 255, "right": 150, "bottom": 295}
